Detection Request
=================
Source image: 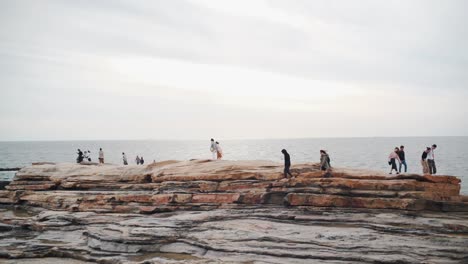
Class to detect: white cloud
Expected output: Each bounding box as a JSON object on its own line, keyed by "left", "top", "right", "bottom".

{"left": 0, "top": 0, "right": 467, "bottom": 140}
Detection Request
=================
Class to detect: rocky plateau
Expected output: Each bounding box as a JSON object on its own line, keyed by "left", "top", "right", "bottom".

{"left": 0, "top": 160, "right": 467, "bottom": 263}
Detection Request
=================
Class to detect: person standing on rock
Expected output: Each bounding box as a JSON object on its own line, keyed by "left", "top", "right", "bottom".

{"left": 140, "top": 156, "right": 144, "bottom": 165}
{"left": 136, "top": 155, "right": 140, "bottom": 165}
{"left": 122, "top": 152, "right": 128, "bottom": 165}
{"left": 216, "top": 141, "right": 223, "bottom": 160}
{"left": 281, "top": 149, "right": 293, "bottom": 179}
{"left": 98, "top": 148, "right": 104, "bottom": 164}
{"left": 398, "top": 145, "right": 407, "bottom": 173}
{"left": 320, "top": 150, "right": 331, "bottom": 172}
{"left": 210, "top": 138, "right": 217, "bottom": 160}
{"left": 76, "top": 149, "right": 84, "bottom": 163}
{"left": 421, "top": 147, "right": 430, "bottom": 174}
{"left": 388, "top": 147, "right": 401, "bottom": 174}
{"left": 427, "top": 144, "right": 437, "bottom": 174}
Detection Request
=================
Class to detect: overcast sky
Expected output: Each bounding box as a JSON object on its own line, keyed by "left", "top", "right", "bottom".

{"left": 0, "top": 0, "right": 467, "bottom": 140}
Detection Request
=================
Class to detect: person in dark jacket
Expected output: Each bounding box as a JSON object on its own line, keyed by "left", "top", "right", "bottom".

{"left": 76, "top": 149, "right": 83, "bottom": 163}
{"left": 398, "top": 145, "right": 407, "bottom": 173}
{"left": 421, "top": 147, "right": 430, "bottom": 174}
{"left": 281, "top": 149, "right": 293, "bottom": 179}
{"left": 320, "top": 150, "right": 332, "bottom": 177}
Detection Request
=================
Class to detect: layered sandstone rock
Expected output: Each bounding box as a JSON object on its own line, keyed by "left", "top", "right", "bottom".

{"left": 2, "top": 160, "right": 466, "bottom": 213}
{"left": 1, "top": 161, "right": 468, "bottom": 263}
{"left": 1, "top": 207, "right": 467, "bottom": 263}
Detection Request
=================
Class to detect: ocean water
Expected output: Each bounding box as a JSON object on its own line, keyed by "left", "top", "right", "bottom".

{"left": 0, "top": 137, "right": 466, "bottom": 194}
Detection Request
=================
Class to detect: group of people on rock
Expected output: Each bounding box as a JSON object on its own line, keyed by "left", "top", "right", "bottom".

{"left": 210, "top": 139, "right": 223, "bottom": 160}
{"left": 76, "top": 149, "right": 149, "bottom": 166}
{"left": 76, "top": 148, "right": 105, "bottom": 164}
{"left": 77, "top": 140, "right": 440, "bottom": 177}
{"left": 280, "top": 149, "right": 331, "bottom": 179}
{"left": 135, "top": 155, "right": 145, "bottom": 165}
{"left": 388, "top": 144, "right": 438, "bottom": 175}
{"left": 76, "top": 149, "right": 93, "bottom": 163}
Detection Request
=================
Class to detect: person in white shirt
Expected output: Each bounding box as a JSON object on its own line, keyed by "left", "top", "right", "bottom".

{"left": 427, "top": 144, "right": 437, "bottom": 174}
{"left": 216, "top": 141, "right": 223, "bottom": 160}
{"left": 210, "top": 138, "right": 217, "bottom": 160}
{"left": 98, "top": 148, "right": 104, "bottom": 164}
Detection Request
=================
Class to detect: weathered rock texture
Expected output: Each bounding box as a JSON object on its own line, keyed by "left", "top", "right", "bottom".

{"left": 0, "top": 160, "right": 467, "bottom": 263}
{"left": 2, "top": 160, "right": 466, "bottom": 212}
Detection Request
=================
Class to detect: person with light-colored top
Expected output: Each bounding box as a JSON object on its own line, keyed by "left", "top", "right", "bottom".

{"left": 136, "top": 155, "right": 140, "bottom": 165}
{"left": 427, "top": 144, "right": 437, "bottom": 174}
{"left": 122, "top": 152, "right": 128, "bottom": 165}
{"left": 98, "top": 148, "right": 104, "bottom": 164}
{"left": 388, "top": 147, "right": 401, "bottom": 174}
{"left": 216, "top": 141, "right": 223, "bottom": 160}
{"left": 210, "top": 138, "right": 217, "bottom": 160}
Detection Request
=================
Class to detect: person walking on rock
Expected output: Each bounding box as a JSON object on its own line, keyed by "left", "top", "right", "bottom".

{"left": 388, "top": 147, "right": 401, "bottom": 174}
{"left": 136, "top": 155, "right": 140, "bottom": 165}
{"left": 398, "top": 145, "right": 407, "bottom": 173}
{"left": 427, "top": 144, "right": 437, "bottom": 174}
{"left": 281, "top": 149, "right": 293, "bottom": 179}
{"left": 122, "top": 152, "right": 128, "bottom": 165}
{"left": 98, "top": 148, "right": 104, "bottom": 164}
{"left": 421, "top": 147, "right": 430, "bottom": 174}
{"left": 216, "top": 141, "right": 223, "bottom": 160}
{"left": 210, "top": 138, "right": 217, "bottom": 160}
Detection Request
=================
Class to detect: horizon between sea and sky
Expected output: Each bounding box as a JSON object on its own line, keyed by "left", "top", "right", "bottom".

{"left": 0, "top": 1, "right": 467, "bottom": 141}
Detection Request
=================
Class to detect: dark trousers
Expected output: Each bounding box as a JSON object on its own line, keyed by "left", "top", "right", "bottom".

{"left": 390, "top": 159, "right": 398, "bottom": 172}
{"left": 399, "top": 160, "right": 407, "bottom": 173}
{"left": 284, "top": 165, "right": 293, "bottom": 178}
{"left": 427, "top": 159, "right": 436, "bottom": 174}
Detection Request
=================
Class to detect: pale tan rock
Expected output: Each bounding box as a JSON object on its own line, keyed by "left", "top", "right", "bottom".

{"left": 2, "top": 160, "right": 466, "bottom": 213}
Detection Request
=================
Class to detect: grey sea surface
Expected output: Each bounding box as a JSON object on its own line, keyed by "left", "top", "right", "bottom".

{"left": 0, "top": 137, "right": 466, "bottom": 194}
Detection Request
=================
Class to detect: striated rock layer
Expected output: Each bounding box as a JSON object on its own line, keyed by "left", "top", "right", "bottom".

{"left": 1, "top": 160, "right": 467, "bottom": 263}
{"left": 1, "top": 160, "right": 466, "bottom": 213}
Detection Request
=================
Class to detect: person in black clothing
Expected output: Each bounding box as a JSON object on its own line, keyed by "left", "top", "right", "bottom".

{"left": 281, "top": 149, "right": 293, "bottom": 179}
{"left": 140, "top": 156, "right": 145, "bottom": 165}
{"left": 398, "top": 145, "right": 407, "bottom": 173}
{"left": 76, "top": 149, "right": 83, "bottom": 163}
{"left": 421, "top": 147, "right": 430, "bottom": 174}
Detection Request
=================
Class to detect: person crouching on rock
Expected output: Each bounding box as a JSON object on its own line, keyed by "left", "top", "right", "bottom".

{"left": 388, "top": 147, "right": 401, "bottom": 174}
{"left": 281, "top": 149, "right": 293, "bottom": 179}
{"left": 216, "top": 141, "right": 223, "bottom": 160}
{"left": 320, "top": 150, "right": 331, "bottom": 177}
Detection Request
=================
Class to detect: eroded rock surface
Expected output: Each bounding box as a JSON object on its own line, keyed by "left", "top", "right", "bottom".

{"left": 1, "top": 207, "right": 467, "bottom": 263}
{"left": 2, "top": 160, "right": 467, "bottom": 213}
{"left": 0, "top": 160, "right": 467, "bottom": 263}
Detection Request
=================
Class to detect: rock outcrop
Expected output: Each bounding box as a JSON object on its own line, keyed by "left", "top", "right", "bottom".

{"left": 0, "top": 160, "right": 467, "bottom": 263}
